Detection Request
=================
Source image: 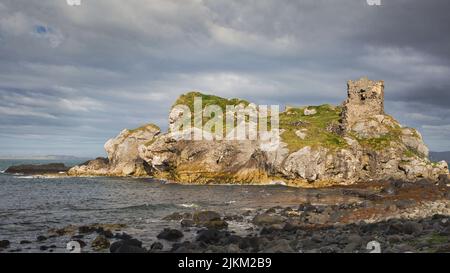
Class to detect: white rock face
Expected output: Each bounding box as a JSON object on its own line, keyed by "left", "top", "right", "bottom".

{"left": 295, "top": 129, "right": 307, "bottom": 140}
{"left": 69, "top": 124, "right": 160, "bottom": 177}
{"left": 401, "top": 128, "right": 429, "bottom": 157}
{"left": 105, "top": 124, "right": 160, "bottom": 176}
{"left": 70, "top": 79, "right": 449, "bottom": 186}
{"left": 304, "top": 108, "right": 317, "bottom": 116}
{"left": 282, "top": 147, "right": 328, "bottom": 182}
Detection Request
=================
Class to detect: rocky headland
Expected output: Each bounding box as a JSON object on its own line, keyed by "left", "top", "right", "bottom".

{"left": 67, "top": 77, "right": 449, "bottom": 187}
{"left": 2, "top": 77, "right": 450, "bottom": 254}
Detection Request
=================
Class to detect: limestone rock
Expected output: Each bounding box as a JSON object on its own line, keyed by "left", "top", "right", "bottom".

{"left": 401, "top": 128, "right": 429, "bottom": 157}
{"left": 68, "top": 157, "right": 109, "bottom": 176}
{"left": 69, "top": 124, "right": 160, "bottom": 177}
{"left": 69, "top": 79, "right": 449, "bottom": 186}
{"left": 104, "top": 124, "right": 160, "bottom": 176}
{"left": 295, "top": 129, "right": 307, "bottom": 140}
{"left": 304, "top": 108, "right": 317, "bottom": 116}
{"left": 282, "top": 146, "right": 328, "bottom": 182}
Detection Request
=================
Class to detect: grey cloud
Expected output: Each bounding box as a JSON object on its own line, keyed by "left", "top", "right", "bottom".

{"left": 0, "top": 0, "right": 450, "bottom": 156}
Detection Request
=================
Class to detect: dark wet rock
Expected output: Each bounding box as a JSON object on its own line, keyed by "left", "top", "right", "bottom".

{"left": 150, "top": 242, "right": 163, "bottom": 251}
{"left": 193, "top": 211, "right": 221, "bottom": 222}
{"left": 157, "top": 228, "right": 184, "bottom": 241}
{"left": 252, "top": 214, "right": 284, "bottom": 226}
{"left": 36, "top": 235, "right": 47, "bottom": 242}
{"left": 110, "top": 238, "right": 144, "bottom": 253}
{"left": 171, "top": 241, "right": 199, "bottom": 253}
{"left": 238, "top": 236, "right": 263, "bottom": 252}
{"left": 181, "top": 219, "right": 195, "bottom": 228}
{"left": 5, "top": 163, "right": 69, "bottom": 175}
{"left": 261, "top": 239, "right": 294, "bottom": 253}
{"left": 92, "top": 235, "right": 110, "bottom": 250}
{"left": 223, "top": 235, "right": 243, "bottom": 245}
{"left": 39, "top": 245, "right": 49, "bottom": 251}
{"left": 163, "top": 212, "right": 192, "bottom": 221}
{"left": 298, "top": 203, "right": 318, "bottom": 212}
{"left": 242, "top": 210, "right": 253, "bottom": 217}
{"left": 387, "top": 235, "right": 403, "bottom": 244}
{"left": 265, "top": 207, "right": 278, "bottom": 214}
{"left": 78, "top": 225, "right": 96, "bottom": 234}
{"left": 203, "top": 220, "right": 228, "bottom": 230}
{"left": 435, "top": 244, "right": 450, "bottom": 253}
{"left": 347, "top": 234, "right": 363, "bottom": 245}
{"left": 343, "top": 242, "right": 359, "bottom": 253}
{"left": 72, "top": 239, "right": 86, "bottom": 248}
{"left": 224, "top": 214, "right": 244, "bottom": 222}
{"left": 319, "top": 245, "right": 341, "bottom": 253}
{"left": 0, "top": 240, "right": 10, "bottom": 248}
{"left": 391, "top": 243, "right": 415, "bottom": 253}
{"left": 260, "top": 224, "right": 283, "bottom": 235}
{"left": 387, "top": 221, "right": 423, "bottom": 235}
{"left": 114, "top": 232, "right": 132, "bottom": 240}
{"left": 99, "top": 229, "right": 114, "bottom": 238}
{"left": 439, "top": 226, "right": 450, "bottom": 236}
{"left": 196, "top": 229, "right": 229, "bottom": 244}
{"left": 19, "top": 240, "right": 32, "bottom": 245}
{"left": 110, "top": 239, "right": 146, "bottom": 253}
{"left": 192, "top": 211, "right": 228, "bottom": 229}
{"left": 282, "top": 221, "right": 302, "bottom": 232}
{"left": 299, "top": 211, "right": 330, "bottom": 225}
{"left": 432, "top": 214, "right": 448, "bottom": 221}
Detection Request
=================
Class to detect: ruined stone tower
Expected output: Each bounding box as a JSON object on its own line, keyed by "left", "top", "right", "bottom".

{"left": 341, "top": 77, "right": 384, "bottom": 132}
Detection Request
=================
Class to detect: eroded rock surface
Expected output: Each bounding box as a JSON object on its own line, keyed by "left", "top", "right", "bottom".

{"left": 69, "top": 78, "right": 449, "bottom": 186}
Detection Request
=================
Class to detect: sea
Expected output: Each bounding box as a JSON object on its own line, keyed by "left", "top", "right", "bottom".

{"left": 0, "top": 159, "right": 345, "bottom": 253}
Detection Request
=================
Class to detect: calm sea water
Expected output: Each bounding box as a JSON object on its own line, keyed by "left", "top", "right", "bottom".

{"left": 0, "top": 159, "right": 347, "bottom": 253}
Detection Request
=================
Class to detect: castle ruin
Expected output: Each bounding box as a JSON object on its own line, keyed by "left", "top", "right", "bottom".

{"left": 341, "top": 77, "right": 385, "bottom": 132}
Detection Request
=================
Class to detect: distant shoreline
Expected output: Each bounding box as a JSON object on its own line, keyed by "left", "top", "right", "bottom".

{"left": 0, "top": 156, "right": 91, "bottom": 161}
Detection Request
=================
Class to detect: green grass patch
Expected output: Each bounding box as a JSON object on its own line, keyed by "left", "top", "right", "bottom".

{"left": 279, "top": 104, "right": 348, "bottom": 152}
{"left": 173, "top": 91, "right": 250, "bottom": 113}
{"left": 427, "top": 233, "right": 449, "bottom": 245}
{"left": 128, "top": 123, "right": 160, "bottom": 134}
{"left": 172, "top": 92, "right": 274, "bottom": 134}
{"left": 351, "top": 125, "right": 402, "bottom": 151}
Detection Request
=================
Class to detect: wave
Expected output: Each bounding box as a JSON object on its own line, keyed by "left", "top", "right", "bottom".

{"left": 113, "top": 203, "right": 178, "bottom": 211}
{"left": 16, "top": 176, "right": 35, "bottom": 179}
{"left": 177, "top": 203, "right": 199, "bottom": 208}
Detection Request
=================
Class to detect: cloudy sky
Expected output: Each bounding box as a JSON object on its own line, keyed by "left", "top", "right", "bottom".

{"left": 0, "top": 0, "right": 449, "bottom": 157}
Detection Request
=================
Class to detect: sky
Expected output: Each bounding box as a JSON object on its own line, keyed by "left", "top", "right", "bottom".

{"left": 0, "top": 0, "right": 449, "bottom": 157}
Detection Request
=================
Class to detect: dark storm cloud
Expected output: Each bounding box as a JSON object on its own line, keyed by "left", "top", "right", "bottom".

{"left": 0, "top": 0, "right": 449, "bottom": 156}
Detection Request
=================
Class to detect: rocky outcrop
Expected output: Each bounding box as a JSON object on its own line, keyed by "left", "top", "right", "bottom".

{"left": 68, "top": 124, "right": 160, "bottom": 176}
{"left": 104, "top": 124, "right": 160, "bottom": 176}
{"left": 5, "top": 163, "right": 69, "bottom": 175}
{"left": 69, "top": 78, "right": 449, "bottom": 186}
{"left": 68, "top": 157, "right": 110, "bottom": 176}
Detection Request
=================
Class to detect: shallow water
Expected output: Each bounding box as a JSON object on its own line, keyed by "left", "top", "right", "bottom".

{"left": 0, "top": 159, "right": 356, "bottom": 253}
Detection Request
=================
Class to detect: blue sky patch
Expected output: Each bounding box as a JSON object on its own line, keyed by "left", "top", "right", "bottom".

{"left": 35, "top": 25, "right": 48, "bottom": 34}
